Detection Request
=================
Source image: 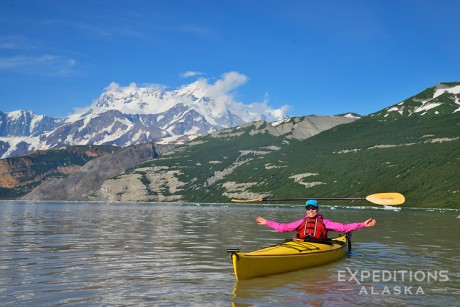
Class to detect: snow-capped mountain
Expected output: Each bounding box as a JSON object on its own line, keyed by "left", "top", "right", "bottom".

{"left": 0, "top": 73, "right": 287, "bottom": 158}
{"left": 0, "top": 110, "right": 65, "bottom": 137}
{"left": 83, "top": 72, "right": 285, "bottom": 127}
{"left": 370, "top": 82, "right": 460, "bottom": 119}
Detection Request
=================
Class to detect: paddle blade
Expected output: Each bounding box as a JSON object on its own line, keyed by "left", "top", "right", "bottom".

{"left": 365, "top": 193, "right": 405, "bottom": 206}
{"left": 231, "top": 198, "right": 264, "bottom": 203}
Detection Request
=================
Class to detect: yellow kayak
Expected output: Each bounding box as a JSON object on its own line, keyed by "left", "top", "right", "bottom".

{"left": 227, "top": 234, "right": 350, "bottom": 280}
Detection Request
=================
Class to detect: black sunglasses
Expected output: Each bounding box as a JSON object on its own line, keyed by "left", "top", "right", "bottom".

{"left": 306, "top": 206, "right": 317, "bottom": 211}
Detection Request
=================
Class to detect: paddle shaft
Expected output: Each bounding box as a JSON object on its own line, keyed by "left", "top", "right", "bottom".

{"left": 259, "top": 197, "right": 365, "bottom": 202}
{"left": 231, "top": 193, "right": 405, "bottom": 205}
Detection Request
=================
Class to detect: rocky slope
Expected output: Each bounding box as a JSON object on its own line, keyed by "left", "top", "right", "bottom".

{"left": 0, "top": 146, "right": 117, "bottom": 198}
{"left": 21, "top": 142, "right": 175, "bottom": 201}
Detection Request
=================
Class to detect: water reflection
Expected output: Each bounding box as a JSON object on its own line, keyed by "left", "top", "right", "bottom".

{"left": 232, "top": 260, "right": 352, "bottom": 305}
{"left": 0, "top": 201, "right": 458, "bottom": 306}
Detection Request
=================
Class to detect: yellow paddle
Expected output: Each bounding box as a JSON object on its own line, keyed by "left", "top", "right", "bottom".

{"left": 231, "top": 192, "right": 405, "bottom": 206}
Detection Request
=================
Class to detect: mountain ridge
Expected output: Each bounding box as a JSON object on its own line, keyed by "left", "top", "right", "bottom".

{"left": 0, "top": 73, "right": 288, "bottom": 158}
{"left": 370, "top": 82, "right": 460, "bottom": 119}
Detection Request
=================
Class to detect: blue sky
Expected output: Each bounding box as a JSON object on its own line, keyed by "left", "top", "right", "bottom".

{"left": 1, "top": 0, "right": 459, "bottom": 118}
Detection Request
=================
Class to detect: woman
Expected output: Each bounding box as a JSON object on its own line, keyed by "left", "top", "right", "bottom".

{"left": 256, "top": 199, "right": 376, "bottom": 241}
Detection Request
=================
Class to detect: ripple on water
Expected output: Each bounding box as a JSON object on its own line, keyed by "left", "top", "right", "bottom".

{"left": 0, "top": 202, "right": 458, "bottom": 306}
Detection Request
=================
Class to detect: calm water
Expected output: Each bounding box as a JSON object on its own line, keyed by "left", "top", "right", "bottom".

{"left": 0, "top": 201, "right": 458, "bottom": 306}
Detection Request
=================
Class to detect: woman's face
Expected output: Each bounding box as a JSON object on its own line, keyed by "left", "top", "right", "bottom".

{"left": 306, "top": 206, "right": 318, "bottom": 217}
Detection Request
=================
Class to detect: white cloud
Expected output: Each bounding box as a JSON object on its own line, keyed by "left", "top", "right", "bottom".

{"left": 180, "top": 71, "right": 203, "bottom": 78}
{"left": 106, "top": 81, "right": 121, "bottom": 91}
{"left": 191, "top": 71, "right": 248, "bottom": 115}
{"left": 0, "top": 35, "right": 36, "bottom": 50}
{"left": 194, "top": 71, "right": 248, "bottom": 97}
{"left": 0, "top": 35, "right": 77, "bottom": 76}
{"left": 188, "top": 72, "right": 288, "bottom": 121}
{"left": 210, "top": 71, "right": 248, "bottom": 94}
{"left": 0, "top": 54, "right": 77, "bottom": 76}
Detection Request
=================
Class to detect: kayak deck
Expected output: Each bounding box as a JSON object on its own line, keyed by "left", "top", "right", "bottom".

{"left": 227, "top": 235, "right": 349, "bottom": 280}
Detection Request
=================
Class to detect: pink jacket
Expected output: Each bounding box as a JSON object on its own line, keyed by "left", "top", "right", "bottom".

{"left": 265, "top": 214, "right": 366, "bottom": 234}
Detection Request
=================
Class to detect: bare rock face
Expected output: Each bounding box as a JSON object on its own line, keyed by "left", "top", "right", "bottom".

{"left": 99, "top": 165, "right": 186, "bottom": 202}
{"left": 267, "top": 116, "right": 357, "bottom": 140}
{"left": 0, "top": 146, "right": 116, "bottom": 196}
{"left": 21, "top": 143, "right": 175, "bottom": 201}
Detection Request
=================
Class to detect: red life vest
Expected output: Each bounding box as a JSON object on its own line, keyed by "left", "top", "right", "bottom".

{"left": 296, "top": 216, "right": 327, "bottom": 240}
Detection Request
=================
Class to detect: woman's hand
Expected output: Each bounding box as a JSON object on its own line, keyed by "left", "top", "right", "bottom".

{"left": 256, "top": 216, "right": 267, "bottom": 225}
{"left": 364, "top": 218, "right": 376, "bottom": 227}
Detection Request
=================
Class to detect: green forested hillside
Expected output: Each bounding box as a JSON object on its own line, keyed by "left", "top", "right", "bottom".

{"left": 219, "top": 114, "right": 459, "bottom": 208}
{"left": 128, "top": 112, "right": 459, "bottom": 208}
